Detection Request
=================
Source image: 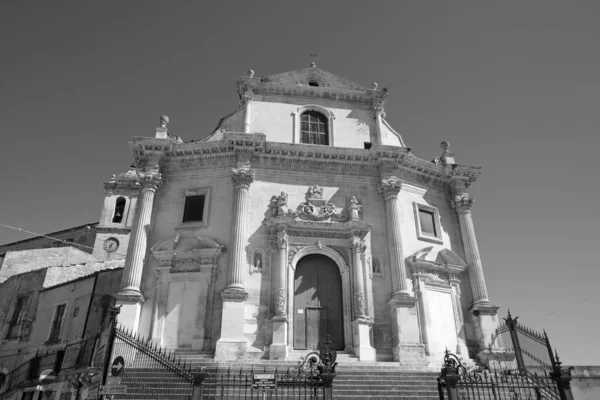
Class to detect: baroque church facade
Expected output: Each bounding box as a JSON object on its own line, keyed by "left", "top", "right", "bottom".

{"left": 96, "top": 64, "right": 499, "bottom": 366}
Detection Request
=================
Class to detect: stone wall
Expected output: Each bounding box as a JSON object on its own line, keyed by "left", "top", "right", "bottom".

{"left": 570, "top": 366, "right": 600, "bottom": 400}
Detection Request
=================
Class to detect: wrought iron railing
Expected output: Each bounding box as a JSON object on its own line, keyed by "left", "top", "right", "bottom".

{"left": 195, "top": 338, "right": 338, "bottom": 399}
{"left": 107, "top": 326, "right": 194, "bottom": 399}
{"left": 489, "top": 310, "right": 554, "bottom": 374}
{"left": 457, "top": 311, "right": 575, "bottom": 400}
{"left": 438, "top": 351, "right": 561, "bottom": 400}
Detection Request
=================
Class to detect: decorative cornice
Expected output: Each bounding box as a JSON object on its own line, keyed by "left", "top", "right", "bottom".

{"left": 129, "top": 133, "right": 481, "bottom": 189}
{"left": 263, "top": 218, "right": 371, "bottom": 240}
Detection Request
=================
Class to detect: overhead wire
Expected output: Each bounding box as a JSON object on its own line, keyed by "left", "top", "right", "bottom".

{"left": 0, "top": 223, "right": 128, "bottom": 259}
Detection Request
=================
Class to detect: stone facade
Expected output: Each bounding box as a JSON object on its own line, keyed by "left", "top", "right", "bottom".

{"left": 98, "top": 65, "right": 498, "bottom": 365}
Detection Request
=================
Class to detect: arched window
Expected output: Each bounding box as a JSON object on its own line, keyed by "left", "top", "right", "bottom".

{"left": 300, "top": 111, "right": 329, "bottom": 145}
{"left": 112, "top": 197, "right": 126, "bottom": 223}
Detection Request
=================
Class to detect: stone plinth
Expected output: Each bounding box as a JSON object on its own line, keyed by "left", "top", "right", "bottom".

{"left": 269, "top": 316, "right": 288, "bottom": 360}
{"left": 389, "top": 296, "right": 427, "bottom": 367}
{"left": 353, "top": 318, "right": 376, "bottom": 361}
{"left": 214, "top": 289, "right": 248, "bottom": 362}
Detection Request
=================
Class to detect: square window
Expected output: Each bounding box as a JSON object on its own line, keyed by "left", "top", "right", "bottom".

{"left": 177, "top": 188, "right": 211, "bottom": 229}
{"left": 414, "top": 203, "right": 443, "bottom": 244}
{"left": 182, "top": 195, "right": 205, "bottom": 223}
{"left": 418, "top": 209, "right": 437, "bottom": 236}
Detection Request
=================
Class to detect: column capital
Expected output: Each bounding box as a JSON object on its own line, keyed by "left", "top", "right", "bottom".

{"left": 276, "top": 229, "right": 288, "bottom": 249}
{"left": 452, "top": 194, "right": 474, "bottom": 213}
{"left": 138, "top": 173, "right": 162, "bottom": 191}
{"left": 349, "top": 237, "right": 367, "bottom": 254}
{"left": 371, "top": 99, "right": 386, "bottom": 118}
{"left": 378, "top": 176, "right": 402, "bottom": 201}
{"left": 231, "top": 168, "right": 254, "bottom": 189}
{"left": 241, "top": 87, "right": 254, "bottom": 105}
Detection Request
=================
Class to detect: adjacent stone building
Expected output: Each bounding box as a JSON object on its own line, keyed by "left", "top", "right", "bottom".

{"left": 91, "top": 64, "right": 501, "bottom": 366}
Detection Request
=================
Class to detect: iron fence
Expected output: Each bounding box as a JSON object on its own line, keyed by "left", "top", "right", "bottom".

{"left": 490, "top": 311, "right": 554, "bottom": 374}
{"left": 195, "top": 340, "right": 337, "bottom": 400}
{"left": 438, "top": 351, "right": 561, "bottom": 400}
{"left": 442, "top": 312, "right": 575, "bottom": 400}
{"left": 107, "top": 326, "right": 194, "bottom": 399}
{"left": 196, "top": 366, "right": 325, "bottom": 399}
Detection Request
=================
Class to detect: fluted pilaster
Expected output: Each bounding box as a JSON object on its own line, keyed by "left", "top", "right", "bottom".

{"left": 453, "top": 195, "right": 490, "bottom": 305}
{"left": 225, "top": 168, "right": 254, "bottom": 294}
{"left": 119, "top": 173, "right": 161, "bottom": 298}
{"left": 350, "top": 237, "right": 367, "bottom": 318}
{"left": 379, "top": 176, "right": 410, "bottom": 297}
{"left": 274, "top": 229, "right": 288, "bottom": 318}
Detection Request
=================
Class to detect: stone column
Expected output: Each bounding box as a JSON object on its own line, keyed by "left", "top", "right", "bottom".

{"left": 350, "top": 236, "right": 375, "bottom": 361}
{"left": 378, "top": 177, "right": 410, "bottom": 297}
{"left": 379, "top": 175, "right": 427, "bottom": 366}
{"left": 242, "top": 89, "right": 253, "bottom": 133}
{"left": 270, "top": 229, "right": 288, "bottom": 359}
{"left": 453, "top": 194, "right": 499, "bottom": 350}
{"left": 215, "top": 167, "right": 254, "bottom": 361}
{"left": 115, "top": 173, "right": 161, "bottom": 332}
{"left": 453, "top": 196, "right": 490, "bottom": 305}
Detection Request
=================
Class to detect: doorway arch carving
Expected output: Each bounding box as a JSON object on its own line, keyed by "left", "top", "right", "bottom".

{"left": 288, "top": 245, "right": 352, "bottom": 351}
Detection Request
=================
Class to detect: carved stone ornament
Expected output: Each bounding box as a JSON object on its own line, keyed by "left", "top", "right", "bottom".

{"left": 452, "top": 193, "right": 474, "bottom": 213}
{"left": 371, "top": 98, "right": 386, "bottom": 118}
{"left": 330, "top": 246, "right": 350, "bottom": 267}
{"left": 151, "top": 232, "right": 226, "bottom": 274}
{"left": 250, "top": 249, "right": 265, "bottom": 275}
{"left": 231, "top": 168, "right": 254, "bottom": 188}
{"left": 417, "top": 271, "right": 450, "bottom": 285}
{"left": 138, "top": 172, "right": 162, "bottom": 191}
{"left": 354, "top": 292, "right": 366, "bottom": 317}
{"left": 407, "top": 247, "right": 467, "bottom": 283}
{"left": 266, "top": 187, "right": 361, "bottom": 223}
{"left": 349, "top": 237, "right": 367, "bottom": 254}
{"left": 378, "top": 176, "right": 402, "bottom": 201}
{"left": 269, "top": 191, "right": 295, "bottom": 217}
{"left": 276, "top": 289, "right": 286, "bottom": 316}
{"left": 372, "top": 257, "right": 382, "bottom": 275}
{"left": 287, "top": 244, "right": 307, "bottom": 267}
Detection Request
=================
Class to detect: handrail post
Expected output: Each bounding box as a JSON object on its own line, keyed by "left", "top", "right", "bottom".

{"left": 550, "top": 352, "right": 574, "bottom": 400}
{"left": 321, "top": 371, "right": 336, "bottom": 400}
{"left": 504, "top": 312, "right": 526, "bottom": 373}
{"left": 100, "top": 306, "right": 120, "bottom": 388}
{"left": 192, "top": 370, "right": 209, "bottom": 400}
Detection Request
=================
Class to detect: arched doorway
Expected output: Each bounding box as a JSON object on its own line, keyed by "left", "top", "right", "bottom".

{"left": 293, "top": 254, "right": 344, "bottom": 350}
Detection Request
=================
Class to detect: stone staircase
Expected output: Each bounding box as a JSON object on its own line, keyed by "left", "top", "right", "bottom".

{"left": 112, "top": 350, "right": 444, "bottom": 399}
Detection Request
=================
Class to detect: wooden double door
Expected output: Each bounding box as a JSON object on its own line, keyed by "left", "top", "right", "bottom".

{"left": 293, "top": 255, "right": 344, "bottom": 350}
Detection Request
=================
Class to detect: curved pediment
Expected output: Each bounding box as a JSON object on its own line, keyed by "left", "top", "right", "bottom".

{"left": 151, "top": 233, "right": 222, "bottom": 252}
{"left": 407, "top": 246, "right": 467, "bottom": 274}
{"left": 151, "top": 233, "right": 225, "bottom": 267}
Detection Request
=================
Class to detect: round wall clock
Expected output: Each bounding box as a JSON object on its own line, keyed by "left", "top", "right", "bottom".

{"left": 103, "top": 237, "right": 120, "bottom": 253}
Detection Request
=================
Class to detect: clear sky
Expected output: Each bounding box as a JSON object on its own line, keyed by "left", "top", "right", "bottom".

{"left": 1, "top": 1, "right": 598, "bottom": 366}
